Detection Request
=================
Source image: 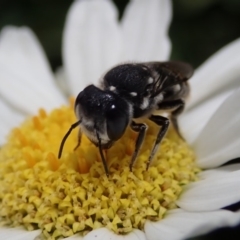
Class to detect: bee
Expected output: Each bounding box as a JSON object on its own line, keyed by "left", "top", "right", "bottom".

{"left": 58, "top": 61, "right": 194, "bottom": 176}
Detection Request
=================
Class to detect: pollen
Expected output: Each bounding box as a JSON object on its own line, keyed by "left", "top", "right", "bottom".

{"left": 0, "top": 104, "right": 200, "bottom": 239}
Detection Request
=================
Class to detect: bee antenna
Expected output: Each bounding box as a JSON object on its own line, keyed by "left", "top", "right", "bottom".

{"left": 58, "top": 120, "right": 82, "bottom": 159}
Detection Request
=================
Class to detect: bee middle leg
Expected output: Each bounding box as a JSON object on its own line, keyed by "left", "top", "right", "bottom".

{"left": 129, "top": 121, "right": 147, "bottom": 171}
{"left": 157, "top": 99, "right": 185, "bottom": 139}
{"left": 147, "top": 115, "right": 170, "bottom": 170}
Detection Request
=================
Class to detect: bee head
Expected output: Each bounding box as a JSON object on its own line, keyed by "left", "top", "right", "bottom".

{"left": 75, "top": 85, "right": 132, "bottom": 148}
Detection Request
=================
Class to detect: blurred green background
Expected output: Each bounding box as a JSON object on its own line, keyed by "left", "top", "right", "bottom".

{"left": 0, "top": 0, "right": 240, "bottom": 71}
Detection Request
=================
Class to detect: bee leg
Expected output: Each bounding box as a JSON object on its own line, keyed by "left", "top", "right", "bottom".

{"left": 129, "top": 121, "right": 147, "bottom": 172}
{"left": 157, "top": 99, "right": 185, "bottom": 139}
{"left": 74, "top": 130, "right": 82, "bottom": 151}
{"left": 147, "top": 115, "right": 170, "bottom": 170}
{"left": 96, "top": 131, "right": 109, "bottom": 177}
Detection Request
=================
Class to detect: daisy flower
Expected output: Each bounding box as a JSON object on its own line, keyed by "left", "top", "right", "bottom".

{"left": 0, "top": 0, "right": 240, "bottom": 240}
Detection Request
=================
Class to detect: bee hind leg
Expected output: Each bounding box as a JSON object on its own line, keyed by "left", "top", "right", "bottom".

{"left": 157, "top": 99, "right": 185, "bottom": 139}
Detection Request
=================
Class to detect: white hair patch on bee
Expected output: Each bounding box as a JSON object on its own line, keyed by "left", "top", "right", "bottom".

{"left": 173, "top": 84, "right": 181, "bottom": 92}
{"left": 130, "top": 92, "right": 137, "bottom": 97}
{"left": 142, "top": 66, "right": 148, "bottom": 71}
{"left": 148, "top": 77, "right": 153, "bottom": 84}
{"left": 154, "top": 93, "right": 164, "bottom": 103}
{"left": 152, "top": 70, "right": 160, "bottom": 79}
{"left": 81, "top": 118, "right": 110, "bottom": 144}
{"left": 74, "top": 103, "right": 81, "bottom": 119}
{"left": 109, "top": 86, "right": 116, "bottom": 91}
{"left": 140, "top": 97, "right": 149, "bottom": 110}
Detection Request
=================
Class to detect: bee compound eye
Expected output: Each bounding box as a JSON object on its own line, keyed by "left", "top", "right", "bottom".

{"left": 106, "top": 105, "right": 129, "bottom": 141}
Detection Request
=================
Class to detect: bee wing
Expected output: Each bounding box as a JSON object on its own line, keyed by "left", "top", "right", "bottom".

{"left": 142, "top": 61, "right": 193, "bottom": 98}
{"left": 146, "top": 61, "right": 194, "bottom": 82}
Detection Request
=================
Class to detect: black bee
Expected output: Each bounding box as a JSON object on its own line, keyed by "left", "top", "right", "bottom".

{"left": 58, "top": 61, "right": 194, "bottom": 176}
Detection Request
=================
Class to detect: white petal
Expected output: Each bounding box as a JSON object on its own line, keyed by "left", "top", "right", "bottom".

{"left": 121, "top": 0, "right": 171, "bottom": 62}
{"left": 63, "top": 0, "right": 121, "bottom": 96}
{"left": 55, "top": 66, "right": 71, "bottom": 96}
{"left": 145, "top": 220, "right": 182, "bottom": 240}
{"left": 199, "top": 163, "right": 240, "bottom": 180}
{"left": 64, "top": 234, "right": 83, "bottom": 239}
{"left": 177, "top": 169, "right": 240, "bottom": 211}
{"left": 187, "top": 38, "right": 240, "bottom": 110}
{"left": 0, "top": 98, "right": 25, "bottom": 145}
{"left": 145, "top": 209, "right": 240, "bottom": 240}
{"left": 84, "top": 228, "right": 146, "bottom": 240}
{"left": 0, "top": 27, "right": 66, "bottom": 114}
{"left": 0, "top": 227, "right": 41, "bottom": 240}
{"left": 179, "top": 90, "right": 233, "bottom": 144}
{"left": 194, "top": 88, "right": 240, "bottom": 168}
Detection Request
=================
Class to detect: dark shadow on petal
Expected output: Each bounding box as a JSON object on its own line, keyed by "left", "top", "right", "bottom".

{"left": 187, "top": 158, "right": 240, "bottom": 240}
{"left": 221, "top": 158, "right": 240, "bottom": 211}
{"left": 186, "top": 221, "right": 240, "bottom": 240}
{"left": 221, "top": 158, "right": 240, "bottom": 166}
{"left": 223, "top": 201, "right": 240, "bottom": 212}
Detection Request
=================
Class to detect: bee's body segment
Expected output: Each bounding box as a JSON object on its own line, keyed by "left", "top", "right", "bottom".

{"left": 59, "top": 61, "right": 194, "bottom": 176}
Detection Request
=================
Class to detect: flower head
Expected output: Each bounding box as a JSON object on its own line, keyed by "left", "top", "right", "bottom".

{"left": 0, "top": 105, "right": 199, "bottom": 239}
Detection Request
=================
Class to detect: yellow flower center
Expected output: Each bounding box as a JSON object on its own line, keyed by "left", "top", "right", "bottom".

{"left": 0, "top": 102, "right": 200, "bottom": 239}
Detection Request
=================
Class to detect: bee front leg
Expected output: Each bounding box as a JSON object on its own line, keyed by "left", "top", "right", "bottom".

{"left": 96, "top": 131, "right": 109, "bottom": 177}
{"left": 147, "top": 115, "right": 170, "bottom": 170}
{"left": 157, "top": 99, "right": 185, "bottom": 139}
{"left": 74, "top": 130, "right": 82, "bottom": 151}
{"left": 129, "top": 121, "right": 147, "bottom": 172}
